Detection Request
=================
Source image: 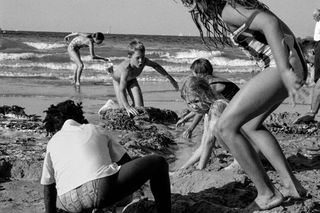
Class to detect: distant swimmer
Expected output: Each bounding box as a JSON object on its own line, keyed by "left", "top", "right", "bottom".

{"left": 64, "top": 32, "right": 110, "bottom": 86}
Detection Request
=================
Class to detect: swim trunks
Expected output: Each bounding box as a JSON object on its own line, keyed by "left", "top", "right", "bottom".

{"left": 126, "top": 78, "right": 138, "bottom": 89}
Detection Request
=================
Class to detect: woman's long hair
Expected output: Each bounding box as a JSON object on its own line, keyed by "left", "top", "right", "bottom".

{"left": 180, "top": 0, "right": 268, "bottom": 48}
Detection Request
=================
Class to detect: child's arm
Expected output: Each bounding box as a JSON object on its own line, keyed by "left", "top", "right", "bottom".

{"left": 88, "top": 41, "right": 110, "bottom": 62}
{"left": 180, "top": 145, "right": 203, "bottom": 169}
{"left": 182, "top": 113, "right": 203, "bottom": 138}
{"left": 197, "top": 113, "right": 218, "bottom": 169}
{"left": 176, "top": 111, "right": 196, "bottom": 127}
{"left": 119, "top": 70, "right": 139, "bottom": 116}
{"left": 145, "top": 58, "right": 179, "bottom": 91}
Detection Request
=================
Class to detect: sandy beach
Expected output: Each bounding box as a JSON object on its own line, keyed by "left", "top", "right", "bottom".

{"left": 1, "top": 76, "right": 320, "bottom": 212}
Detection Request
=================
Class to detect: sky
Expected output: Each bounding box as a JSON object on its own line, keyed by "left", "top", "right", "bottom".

{"left": 0, "top": 0, "right": 319, "bottom": 38}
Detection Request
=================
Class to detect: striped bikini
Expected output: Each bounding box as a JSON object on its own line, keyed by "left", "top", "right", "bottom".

{"left": 229, "top": 10, "right": 308, "bottom": 81}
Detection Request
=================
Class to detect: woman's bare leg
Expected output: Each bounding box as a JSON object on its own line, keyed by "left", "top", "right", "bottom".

{"left": 243, "top": 106, "right": 306, "bottom": 198}
{"left": 216, "top": 68, "right": 289, "bottom": 210}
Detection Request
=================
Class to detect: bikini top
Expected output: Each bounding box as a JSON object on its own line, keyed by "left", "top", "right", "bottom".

{"left": 69, "top": 36, "right": 89, "bottom": 49}
{"left": 229, "top": 10, "right": 268, "bottom": 46}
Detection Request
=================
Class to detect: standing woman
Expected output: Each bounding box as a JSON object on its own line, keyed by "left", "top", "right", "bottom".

{"left": 65, "top": 32, "right": 110, "bottom": 86}
{"left": 180, "top": 0, "right": 307, "bottom": 210}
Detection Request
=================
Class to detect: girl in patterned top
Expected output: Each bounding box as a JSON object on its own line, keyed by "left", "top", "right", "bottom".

{"left": 64, "top": 32, "right": 110, "bottom": 86}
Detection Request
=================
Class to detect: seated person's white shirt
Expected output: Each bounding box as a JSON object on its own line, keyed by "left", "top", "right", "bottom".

{"left": 41, "top": 119, "right": 126, "bottom": 196}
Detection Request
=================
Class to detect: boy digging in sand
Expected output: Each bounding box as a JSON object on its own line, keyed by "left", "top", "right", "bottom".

{"left": 108, "top": 39, "right": 179, "bottom": 116}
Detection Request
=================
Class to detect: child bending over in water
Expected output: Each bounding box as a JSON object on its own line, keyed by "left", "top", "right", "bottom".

{"left": 64, "top": 32, "right": 110, "bottom": 86}
{"left": 180, "top": 0, "right": 307, "bottom": 210}
{"left": 109, "top": 39, "right": 179, "bottom": 116}
{"left": 176, "top": 58, "right": 239, "bottom": 139}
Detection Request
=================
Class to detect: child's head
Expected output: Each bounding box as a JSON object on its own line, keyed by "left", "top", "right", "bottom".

{"left": 43, "top": 100, "right": 88, "bottom": 136}
{"left": 181, "top": 75, "right": 220, "bottom": 113}
{"left": 92, "top": 32, "right": 105, "bottom": 44}
{"left": 128, "top": 39, "right": 145, "bottom": 56}
{"left": 313, "top": 9, "right": 320, "bottom": 22}
{"left": 299, "top": 38, "right": 316, "bottom": 65}
{"left": 190, "top": 58, "right": 213, "bottom": 77}
{"left": 128, "top": 39, "right": 146, "bottom": 68}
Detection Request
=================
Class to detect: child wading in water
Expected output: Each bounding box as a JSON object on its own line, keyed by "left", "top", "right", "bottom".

{"left": 176, "top": 58, "right": 239, "bottom": 139}
{"left": 107, "top": 39, "right": 179, "bottom": 116}
{"left": 180, "top": 0, "right": 307, "bottom": 210}
{"left": 65, "top": 32, "right": 110, "bottom": 86}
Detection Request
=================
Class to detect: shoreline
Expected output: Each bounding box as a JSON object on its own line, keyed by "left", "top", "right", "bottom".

{"left": 0, "top": 77, "right": 315, "bottom": 121}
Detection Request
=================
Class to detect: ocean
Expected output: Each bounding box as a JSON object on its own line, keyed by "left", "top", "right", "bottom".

{"left": 0, "top": 31, "right": 257, "bottom": 85}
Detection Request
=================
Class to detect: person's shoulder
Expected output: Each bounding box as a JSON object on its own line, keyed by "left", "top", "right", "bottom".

{"left": 117, "top": 60, "right": 130, "bottom": 70}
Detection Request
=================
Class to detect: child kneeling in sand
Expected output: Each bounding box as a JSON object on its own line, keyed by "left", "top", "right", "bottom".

{"left": 176, "top": 58, "right": 239, "bottom": 139}
{"left": 178, "top": 76, "right": 241, "bottom": 170}
{"left": 107, "top": 39, "right": 179, "bottom": 116}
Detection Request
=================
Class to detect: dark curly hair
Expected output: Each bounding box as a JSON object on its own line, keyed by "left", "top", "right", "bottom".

{"left": 43, "top": 100, "right": 88, "bottom": 136}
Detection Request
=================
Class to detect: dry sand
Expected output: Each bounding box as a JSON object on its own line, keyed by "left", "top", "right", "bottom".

{"left": 1, "top": 78, "right": 320, "bottom": 212}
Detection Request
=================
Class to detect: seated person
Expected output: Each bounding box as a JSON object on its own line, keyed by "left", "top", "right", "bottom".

{"left": 177, "top": 76, "right": 239, "bottom": 170}
{"left": 41, "top": 100, "right": 171, "bottom": 213}
{"left": 176, "top": 58, "right": 239, "bottom": 138}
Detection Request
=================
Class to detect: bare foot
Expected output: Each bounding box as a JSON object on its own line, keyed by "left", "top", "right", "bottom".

{"left": 245, "top": 189, "right": 284, "bottom": 211}
{"left": 223, "top": 159, "right": 243, "bottom": 172}
{"left": 280, "top": 180, "right": 307, "bottom": 198}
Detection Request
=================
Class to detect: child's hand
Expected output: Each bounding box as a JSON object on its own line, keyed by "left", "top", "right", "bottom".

{"left": 126, "top": 106, "right": 139, "bottom": 117}
{"left": 176, "top": 118, "right": 185, "bottom": 127}
{"left": 281, "top": 68, "right": 305, "bottom": 107}
{"left": 182, "top": 128, "right": 193, "bottom": 138}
